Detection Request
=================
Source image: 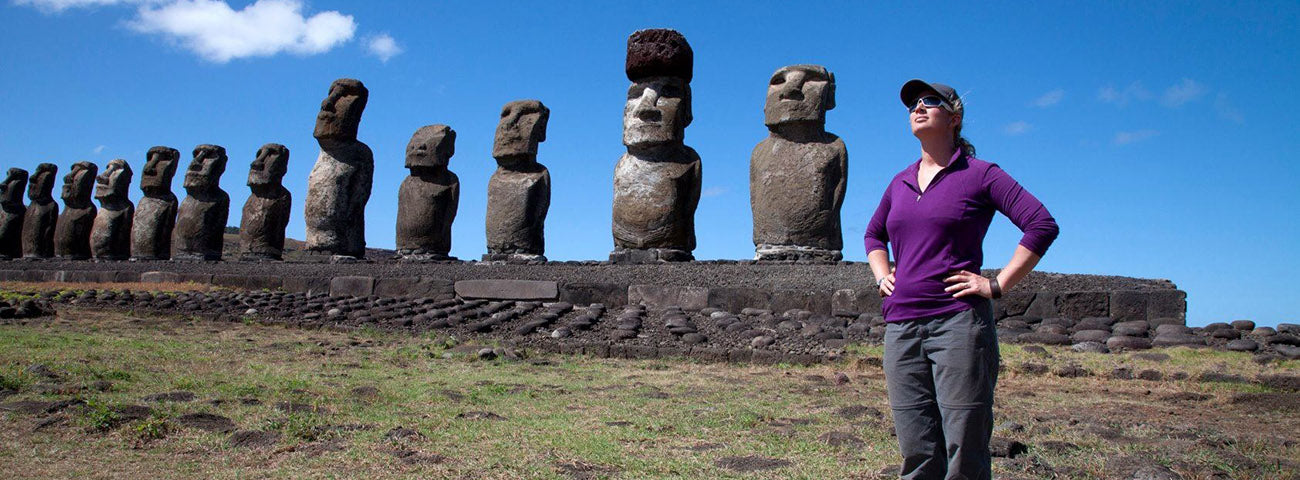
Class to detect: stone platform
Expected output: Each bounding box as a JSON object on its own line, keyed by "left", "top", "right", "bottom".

{"left": 0, "top": 259, "right": 1185, "bottom": 323}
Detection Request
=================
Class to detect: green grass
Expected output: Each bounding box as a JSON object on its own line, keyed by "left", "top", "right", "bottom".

{"left": 0, "top": 307, "right": 1296, "bottom": 479}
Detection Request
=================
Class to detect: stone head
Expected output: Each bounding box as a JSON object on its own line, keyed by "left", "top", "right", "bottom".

{"left": 140, "top": 146, "right": 180, "bottom": 193}
{"left": 623, "top": 29, "right": 693, "bottom": 148}
{"left": 764, "top": 64, "right": 835, "bottom": 127}
{"left": 61, "top": 161, "right": 97, "bottom": 205}
{"left": 1, "top": 168, "right": 28, "bottom": 205}
{"left": 94, "top": 159, "right": 132, "bottom": 201}
{"left": 248, "top": 143, "right": 289, "bottom": 187}
{"left": 28, "top": 163, "right": 57, "bottom": 202}
{"left": 492, "top": 100, "right": 549, "bottom": 160}
{"left": 314, "top": 78, "right": 369, "bottom": 142}
{"left": 405, "top": 125, "right": 455, "bottom": 170}
{"left": 184, "top": 144, "right": 227, "bottom": 191}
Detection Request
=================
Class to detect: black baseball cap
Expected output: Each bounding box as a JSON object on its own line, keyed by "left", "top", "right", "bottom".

{"left": 900, "top": 79, "right": 961, "bottom": 112}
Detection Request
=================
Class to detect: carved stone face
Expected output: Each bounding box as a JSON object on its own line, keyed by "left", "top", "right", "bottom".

{"left": 405, "top": 125, "right": 455, "bottom": 169}
{"left": 313, "top": 79, "right": 369, "bottom": 142}
{"left": 623, "top": 76, "right": 691, "bottom": 148}
{"left": 492, "top": 100, "right": 549, "bottom": 159}
{"left": 764, "top": 65, "right": 835, "bottom": 127}
{"left": 1, "top": 168, "right": 28, "bottom": 205}
{"left": 248, "top": 143, "right": 289, "bottom": 187}
{"left": 184, "top": 145, "right": 227, "bottom": 191}
{"left": 94, "top": 159, "right": 132, "bottom": 201}
{"left": 61, "top": 161, "right": 97, "bottom": 205}
{"left": 140, "top": 146, "right": 179, "bottom": 192}
{"left": 28, "top": 163, "right": 56, "bottom": 202}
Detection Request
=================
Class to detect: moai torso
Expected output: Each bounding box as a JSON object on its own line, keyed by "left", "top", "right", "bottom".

{"left": 0, "top": 168, "right": 28, "bottom": 258}
{"left": 132, "top": 147, "right": 180, "bottom": 260}
{"left": 54, "top": 161, "right": 98, "bottom": 260}
{"left": 240, "top": 143, "right": 292, "bottom": 260}
{"left": 396, "top": 125, "right": 458, "bottom": 258}
{"left": 485, "top": 100, "right": 551, "bottom": 261}
{"left": 21, "top": 163, "right": 58, "bottom": 258}
{"left": 750, "top": 65, "right": 846, "bottom": 261}
{"left": 611, "top": 149, "right": 700, "bottom": 251}
{"left": 304, "top": 78, "right": 372, "bottom": 259}
{"left": 90, "top": 159, "right": 134, "bottom": 260}
{"left": 173, "top": 145, "right": 229, "bottom": 261}
{"left": 610, "top": 29, "right": 700, "bottom": 263}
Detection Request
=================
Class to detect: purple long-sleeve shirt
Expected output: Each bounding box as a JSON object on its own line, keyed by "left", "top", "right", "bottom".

{"left": 863, "top": 150, "right": 1059, "bottom": 322}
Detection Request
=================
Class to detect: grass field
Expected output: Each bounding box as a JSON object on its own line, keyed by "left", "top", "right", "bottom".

{"left": 1, "top": 300, "right": 1297, "bottom": 479}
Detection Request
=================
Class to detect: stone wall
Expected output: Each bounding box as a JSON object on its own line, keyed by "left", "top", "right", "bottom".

{"left": 0, "top": 261, "right": 1186, "bottom": 325}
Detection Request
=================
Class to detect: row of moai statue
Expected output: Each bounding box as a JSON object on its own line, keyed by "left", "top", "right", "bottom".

{"left": 1, "top": 28, "right": 847, "bottom": 264}
{"left": 0, "top": 144, "right": 287, "bottom": 261}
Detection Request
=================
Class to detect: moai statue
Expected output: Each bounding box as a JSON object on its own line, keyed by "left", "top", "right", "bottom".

{"left": 610, "top": 29, "right": 701, "bottom": 263}
{"left": 750, "top": 64, "right": 847, "bottom": 262}
{"left": 131, "top": 146, "right": 180, "bottom": 260}
{"left": 304, "top": 78, "right": 372, "bottom": 259}
{"left": 484, "top": 100, "right": 551, "bottom": 262}
{"left": 54, "top": 161, "right": 98, "bottom": 259}
{"left": 90, "top": 159, "right": 134, "bottom": 260}
{"left": 21, "top": 163, "right": 58, "bottom": 258}
{"left": 240, "top": 143, "right": 292, "bottom": 261}
{"left": 0, "top": 168, "right": 28, "bottom": 259}
{"left": 172, "top": 145, "right": 229, "bottom": 261}
{"left": 395, "top": 125, "right": 459, "bottom": 260}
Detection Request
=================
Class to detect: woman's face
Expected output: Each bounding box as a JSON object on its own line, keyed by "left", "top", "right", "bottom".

{"left": 909, "top": 96, "right": 960, "bottom": 139}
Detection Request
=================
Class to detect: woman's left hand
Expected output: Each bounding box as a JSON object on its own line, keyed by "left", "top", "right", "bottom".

{"left": 943, "top": 270, "right": 993, "bottom": 299}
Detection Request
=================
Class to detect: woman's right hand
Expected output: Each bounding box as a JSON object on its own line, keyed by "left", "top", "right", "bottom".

{"left": 878, "top": 273, "right": 896, "bottom": 297}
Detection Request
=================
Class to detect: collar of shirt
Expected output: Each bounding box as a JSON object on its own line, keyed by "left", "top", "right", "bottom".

{"left": 901, "top": 148, "right": 966, "bottom": 192}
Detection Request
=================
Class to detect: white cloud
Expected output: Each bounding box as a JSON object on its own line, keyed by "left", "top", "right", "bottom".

{"left": 127, "top": 0, "right": 356, "bottom": 63}
{"left": 1214, "top": 93, "right": 1244, "bottom": 124}
{"left": 701, "top": 186, "right": 727, "bottom": 197}
{"left": 1002, "top": 121, "right": 1032, "bottom": 136}
{"left": 1097, "top": 82, "right": 1151, "bottom": 106}
{"left": 1113, "top": 129, "right": 1159, "bottom": 145}
{"left": 1161, "top": 78, "right": 1208, "bottom": 107}
{"left": 92, "top": 145, "right": 107, "bottom": 154}
{"left": 1032, "top": 89, "right": 1064, "bottom": 108}
{"left": 13, "top": 0, "right": 151, "bottom": 13}
{"left": 365, "top": 33, "right": 401, "bottom": 62}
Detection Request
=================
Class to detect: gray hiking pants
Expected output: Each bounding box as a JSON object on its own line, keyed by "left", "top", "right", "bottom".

{"left": 884, "top": 299, "right": 999, "bottom": 480}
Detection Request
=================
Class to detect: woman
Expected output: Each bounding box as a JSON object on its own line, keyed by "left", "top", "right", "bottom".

{"left": 863, "top": 80, "right": 1059, "bottom": 480}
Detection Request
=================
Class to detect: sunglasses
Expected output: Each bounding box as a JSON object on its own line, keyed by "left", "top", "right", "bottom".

{"left": 909, "top": 95, "right": 954, "bottom": 113}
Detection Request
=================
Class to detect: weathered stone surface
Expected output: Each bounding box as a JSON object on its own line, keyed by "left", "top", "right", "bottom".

{"left": 330, "top": 276, "right": 375, "bottom": 298}
{"left": 240, "top": 143, "right": 292, "bottom": 261}
{"left": 173, "top": 145, "right": 229, "bottom": 261}
{"left": 770, "top": 289, "right": 832, "bottom": 315}
{"left": 1024, "top": 292, "right": 1058, "bottom": 318}
{"left": 0, "top": 168, "right": 27, "bottom": 258}
{"left": 1224, "top": 339, "right": 1258, "bottom": 352}
{"left": 831, "top": 288, "right": 882, "bottom": 316}
{"left": 1147, "top": 290, "right": 1186, "bottom": 321}
{"left": 396, "top": 125, "right": 457, "bottom": 259}
{"left": 998, "top": 292, "right": 1035, "bottom": 318}
{"left": 131, "top": 146, "right": 179, "bottom": 260}
{"left": 21, "top": 163, "right": 57, "bottom": 258}
{"left": 140, "top": 271, "right": 181, "bottom": 284}
{"left": 53, "top": 161, "right": 97, "bottom": 259}
{"left": 212, "top": 274, "right": 282, "bottom": 291}
{"left": 1109, "top": 290, "right": 1148, "bottom": 322}
{"left": 374, "top": 276, "right": 454, "bottom": 299}
{"left": 90, "top": 159, "right": 133, "bottom": 260}
{"left": 1152, "top": 333, "right": 1204, "bottom": 348}
{"left": 1230, "top": 319, "right": 1255, "bottom": 331}
{"left": 305, "top": 78, "right": 372, "bottom": 258}
{"left": 1107, "top": 335, "right": 1152, "bottom": 350}
{"left": 708, "top": 287, "right": 772, "bottom": 313}
{"left": 751, "top": 64, "right": 845, "bottom": 261}
{"left": 559, "top": 282, "right": 627, "bottom": 308}
{"left": 1071, "top": 329, "right": 1110, "bottom": 344}
{"left": 455, "top": 279, "right": 558, "bottom": 300}
{"left": 1057, "top": 291, "right": 1109, "bottom": 319}
{"left": 282, "top": 276, "right": 329, "bottom": 295}
{"left": 486, "top": 100, "right": 550, "bottom": 261}
{"left": 628, "top": 284, "right": 708, "bottom": 310}
{"left": 611, "top": 29, "right": 699, "bottom": 263}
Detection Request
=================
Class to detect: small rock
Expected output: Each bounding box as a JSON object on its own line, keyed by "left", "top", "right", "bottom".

{"left": 833, "top": 372, "right": 850, "bottom": 385}
{"left": 989, "top": 437, "right": 1028, "bottom": 458}
{"left": 24, "top": 364, "right": 59, "bottom": 379}
{"left": 1251, "top": 326, "right": 1276, "bottom": 336}
{"left": 751, "top": 335, "right": 775, "bottom": 348}
{"left": 477, "top": 348, "right": 497, "bottom": 361}
{"left": 1071, "top": 341, "right": 1109, "bottom": 354}
{"left": 1230, "top": 319, "right": 1256, "bottom": 331}
{"left": 1224, "top": 339, "right": 1258, "bottom": 352}
{"left": 551, "top": 327, "right": 571, "bottom": 339}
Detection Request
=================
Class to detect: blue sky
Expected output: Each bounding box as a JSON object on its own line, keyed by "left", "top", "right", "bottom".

{"left": 2, "top": 1, "right": 1297, "bottom": 327}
